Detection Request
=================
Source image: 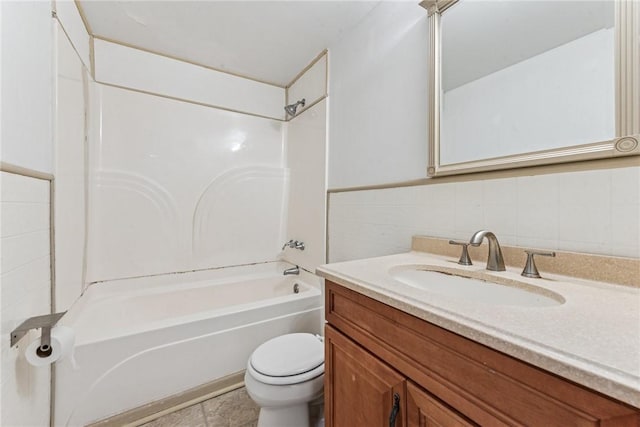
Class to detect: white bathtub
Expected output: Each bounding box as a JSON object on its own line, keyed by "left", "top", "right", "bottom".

{"left": 54, "top": 262, "right": 322, "bottom": 426}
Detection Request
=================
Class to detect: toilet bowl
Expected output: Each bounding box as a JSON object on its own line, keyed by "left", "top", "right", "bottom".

{"left": 244, "top": 333, "right": 324, "bottom": 427}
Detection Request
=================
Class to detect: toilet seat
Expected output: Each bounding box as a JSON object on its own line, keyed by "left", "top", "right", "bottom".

{"left": 248, "top": 333, "right": 324, "bottom": 385}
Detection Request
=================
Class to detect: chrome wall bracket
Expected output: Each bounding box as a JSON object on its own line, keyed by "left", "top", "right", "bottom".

{"left": 10, "top": 312, "right": 66, "bottom": 349}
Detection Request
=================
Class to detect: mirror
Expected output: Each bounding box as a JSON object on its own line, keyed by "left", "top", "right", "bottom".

{"left": 422, "top": 0, "right": 639, "bottom": 177}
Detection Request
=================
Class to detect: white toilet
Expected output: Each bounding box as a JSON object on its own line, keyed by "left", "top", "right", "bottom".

{"left": 244, "top": 333, "right": 324, "bottom": 427}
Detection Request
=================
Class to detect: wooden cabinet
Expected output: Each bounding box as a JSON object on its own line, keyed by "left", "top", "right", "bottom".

{"left": 325, "top": 326, "right": 405, "bottom": 427}
{"left": 407, "top": 382, "right": 475, "bottom": 427}
{"left": 324, "top": 281, "right": 640, "bottom": 427}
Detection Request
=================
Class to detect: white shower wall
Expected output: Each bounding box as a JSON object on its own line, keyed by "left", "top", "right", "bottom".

{"left": 86, "top": 83, "right": 287, "bottom": 282}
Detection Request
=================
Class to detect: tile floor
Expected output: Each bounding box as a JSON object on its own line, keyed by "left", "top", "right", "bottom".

{"left": 140, "top": 387, "right": 260, "bottom": 427}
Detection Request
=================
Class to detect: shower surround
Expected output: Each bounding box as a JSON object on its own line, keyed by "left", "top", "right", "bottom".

{"left": 86, "top": 83, "right": 288, "bottom": 282}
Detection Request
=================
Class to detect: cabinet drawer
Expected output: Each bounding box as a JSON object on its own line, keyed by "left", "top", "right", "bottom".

{"left": 326, "top": 281, "right": 639, "bottom": 426}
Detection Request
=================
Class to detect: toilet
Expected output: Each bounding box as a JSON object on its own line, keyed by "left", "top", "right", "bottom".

{"left": 244, "top": 333, "right": 325, "bottom": 427}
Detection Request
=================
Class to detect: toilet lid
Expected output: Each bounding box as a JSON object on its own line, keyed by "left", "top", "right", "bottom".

{"left": 250, "top": 333, "right": 324, "bottom": 378}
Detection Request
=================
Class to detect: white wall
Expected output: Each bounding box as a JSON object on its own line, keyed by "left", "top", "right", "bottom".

{"left": 86, "top": 83, "right": 286, "bottom": 282}
{"left": 327, "top": 1, "right": 640, "bottom": 262}
{"left": 441, "top": 28, "right": 615, "bottom": 164}
{"left": 0, "top": 172, "right": 51, "bottom": 427}
{"left": 328, "top": 166, "right": 640, "bottom": 262}
{"left": 54, "top": 21, "right": 87, "bottom": 311}
{"left": 328, "top": 2, "right": 429, "bottom": 189}
{"left": 0, "top": 1, "right": 54, "bottom": 173}
{"left": 93, "top": 39, "right": 286, "bottom": 120}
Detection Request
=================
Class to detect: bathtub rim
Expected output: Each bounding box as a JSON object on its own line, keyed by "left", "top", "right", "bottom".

{"left": 61, "top": 261, "right": 322, "bottom": 346}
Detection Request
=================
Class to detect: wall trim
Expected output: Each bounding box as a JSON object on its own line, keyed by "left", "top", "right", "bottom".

{"left": 53, "top": 13, "right": 92, "bottom": 80}
{"left": 327, "top": 155, "right": 640, "bottom": 193}
{"left": 89, "top": 35, "right": 96, "bottom": 79}
{"left": 286, "top": 95, "right": 327, "bottom": 122}
{"left": 92, "top": 35, "right": 286, "bottom": 89}
{"left": 286, "top": 49, "right": 328, "bottom": 89}
{"left": 87, "top": 371, "right": 245, "bottom": 427}
{"left": 73, "top": 0, "right": 93, "bottom": 35}
{"left": 94, "top": 81, "right": 286, "bottom": 122}
{"left": 0, "top": 162, "right": 54, "bottom": 181}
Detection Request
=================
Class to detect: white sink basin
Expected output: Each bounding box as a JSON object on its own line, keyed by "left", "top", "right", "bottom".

{"left": 389, "top": 265, "right": 564, "bottom": 308}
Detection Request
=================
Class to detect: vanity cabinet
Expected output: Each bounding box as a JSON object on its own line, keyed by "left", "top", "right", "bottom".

{"left": 325, "top": 326, "right": 405, "bottom": 426}
{"left": 324, "top": 281, "right": 640, "bottom": 426}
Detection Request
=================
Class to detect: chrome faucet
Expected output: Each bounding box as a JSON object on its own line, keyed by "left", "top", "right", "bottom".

{"left": 283, "top": 265, "right": 300, "bottom": 276}
{"left": 469, "top": 230, "right": 506, "bottom": 271}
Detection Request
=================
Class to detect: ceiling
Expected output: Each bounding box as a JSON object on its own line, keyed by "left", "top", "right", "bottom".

{"left": 78, "top": 1, "right": 381, "bottom": 87}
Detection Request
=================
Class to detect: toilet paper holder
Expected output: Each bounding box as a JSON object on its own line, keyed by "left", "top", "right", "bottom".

{"left": 10, "top": 312, "right": 66, "bottom": 353}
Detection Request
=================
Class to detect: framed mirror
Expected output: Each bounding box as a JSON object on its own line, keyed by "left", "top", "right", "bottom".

{"left": 421, "top": 0, "right": 639, "bottom": 177}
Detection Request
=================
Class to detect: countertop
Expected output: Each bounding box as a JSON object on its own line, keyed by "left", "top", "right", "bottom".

{"left": 316, "top": 251, "right": 640, "bottom": 408}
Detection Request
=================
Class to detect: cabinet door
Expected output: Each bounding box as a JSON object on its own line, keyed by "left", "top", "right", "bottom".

{"left": 325, "top": 326, "right": 406, "bottom": 427}
{"left": 407, "top": 382, "right": 477, "bottom": 427}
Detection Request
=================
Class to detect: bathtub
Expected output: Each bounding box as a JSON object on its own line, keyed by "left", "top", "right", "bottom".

{"left": 54, "top": 262, "right": 322, "bottom": 426}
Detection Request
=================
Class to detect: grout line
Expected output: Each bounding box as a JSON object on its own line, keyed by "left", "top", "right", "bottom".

{"left": 0, "top": 255, "right": 51, "bottom": 278}
{"left": 199, "top": 403, "right": 208, "bottom": 427}
{"left": 0, "top": 200, "right": 50, "bottom": 205}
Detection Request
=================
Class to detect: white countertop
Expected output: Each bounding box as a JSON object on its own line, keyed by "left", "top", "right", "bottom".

{"left": 316, "top": 251, "right": 640, "bottom": 408}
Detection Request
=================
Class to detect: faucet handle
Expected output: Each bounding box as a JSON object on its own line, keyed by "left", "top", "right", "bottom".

{"left": 449, "top": 240, "right": 472, "bottom": 266}
{"left": 521, "top": 250, "right": 556, "bottom": 278}
{"left": 282, "top": 239, "right": 294, "bottom": 250}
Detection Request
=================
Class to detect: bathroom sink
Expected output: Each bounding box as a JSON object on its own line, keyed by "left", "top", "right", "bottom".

{"left": 389, "top": 265, "right": 564, "bottom": 308}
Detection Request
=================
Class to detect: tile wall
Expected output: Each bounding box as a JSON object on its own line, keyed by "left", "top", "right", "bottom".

{"left": 0, "top": 172, "right": 51, "bottom": 426}
{"left": 328, "top": 166, "right": 640, "bottom": 263}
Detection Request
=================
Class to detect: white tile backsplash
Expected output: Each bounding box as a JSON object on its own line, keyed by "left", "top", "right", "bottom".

{"left": 611, "top": 167, "right": 640, "bottom": 205}
{"left": 328, "top": 166, "right": 640, "bottom": 262}
{"left": 0, "top": 172, "right": 51, "bottom": 427}
{"left": 1, "top": 231, "right": 50, "bottom": 274}
{"left": 0, "top": 202, "right": 50, "bottom": 238}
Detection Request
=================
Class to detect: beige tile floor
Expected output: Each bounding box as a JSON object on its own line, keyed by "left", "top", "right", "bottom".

{"left": 140, "top": 387, "right": 260, "bottom": 427}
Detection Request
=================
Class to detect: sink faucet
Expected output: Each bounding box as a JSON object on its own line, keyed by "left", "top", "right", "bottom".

{"left": 283, "top": 265, "right": 300, "bottom": 276}
{"left": 469, "top": 230, "right": 505, "bottom": 271}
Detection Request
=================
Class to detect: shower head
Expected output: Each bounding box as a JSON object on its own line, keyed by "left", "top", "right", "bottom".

{"left": 284, "top": 99, "right": 306, "bottom": 117}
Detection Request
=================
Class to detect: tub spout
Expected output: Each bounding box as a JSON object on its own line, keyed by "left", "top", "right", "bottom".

{"left": 283, "top": 265, "right": 300, "bottom": 276}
